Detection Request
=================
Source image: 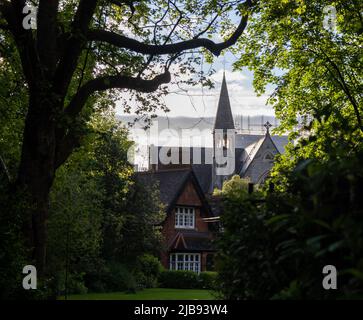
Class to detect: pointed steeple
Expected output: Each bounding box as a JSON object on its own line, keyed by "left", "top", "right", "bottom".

{"left": 214, "top": 72, "right": 235, "bottom": 130}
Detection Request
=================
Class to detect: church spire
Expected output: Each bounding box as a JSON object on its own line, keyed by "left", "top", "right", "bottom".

{"left": 214, "top": 72, "right": 235, "bottom": 130}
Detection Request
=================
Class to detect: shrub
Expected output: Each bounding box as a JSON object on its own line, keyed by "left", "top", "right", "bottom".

{"left": 135, "top": 254, "right": 163, "bottom": 288}
{"left": 198, "top": 272, "right": 218, "bottom": 290}
{"left": 159, "top": 270, "right": 199, "bottom": 289}
{"left": 216, "top": 153, "right": 363, "bottom": 299}
{"left": 102, "top": 262, "right": 137, "bottom": 293}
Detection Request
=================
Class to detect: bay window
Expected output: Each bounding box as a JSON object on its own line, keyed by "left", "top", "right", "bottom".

{"left": 169, "top": 253, "right": 201, "bottom": 273}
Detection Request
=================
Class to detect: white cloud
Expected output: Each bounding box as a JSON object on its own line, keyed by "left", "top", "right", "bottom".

{"left": 116, "top": 66, "right": 275, "bottom": 118}
{"left": 210, "top": 69, "right": 247, "bottom": 83}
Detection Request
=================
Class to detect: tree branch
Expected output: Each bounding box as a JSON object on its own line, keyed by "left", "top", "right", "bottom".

{"left": 53, "top": 0, "right": 98, "bottom": 98}
{"left": 87, "top": 15, "right": 248, "bottom": 57}
{"left": 317, "top": 48, "right": 362, "bottom": 132}
{"left": 55, "top": 70, "right": 171, "bottom": 169}
{"left": 64, "top": 70, "right": 171, "bottom": 117}
{"left": 54, "top": 129, "right": 82, "bottom": 169}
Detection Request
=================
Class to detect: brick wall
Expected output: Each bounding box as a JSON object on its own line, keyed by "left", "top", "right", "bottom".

{"left": 160, "top": 179, "right": 213, "bottom": 270}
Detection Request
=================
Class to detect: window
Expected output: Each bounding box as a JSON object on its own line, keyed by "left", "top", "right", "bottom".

{"left": 175, "top": 207, "right": 195, "bottom": 229}
{"left": 169, "top": 253, "right": 201, "bottom": 273}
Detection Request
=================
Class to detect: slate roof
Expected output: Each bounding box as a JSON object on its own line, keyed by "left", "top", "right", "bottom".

{"left": 236, "top": 134, "right": 288, "bottom": 154}
{"left": 191, "top": 164, "right": 213, "bottom": 194}
{"left": 151, "top": 145, "right": 246, "bottom": 194}
{"left": 137, "top": 169, "right": 191, "bottom": 212}
{"left": 214, "top": 73, "right": 235, "bottom": 130}
{"left": 239, "top": 136, "right": 266, "bottom": 174}
{"left": 136, "top": 168, "right": 212, "bottom": 215}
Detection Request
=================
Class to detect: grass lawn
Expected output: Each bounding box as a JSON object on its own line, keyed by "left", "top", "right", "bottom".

{"left": 59, "top": 288, "right": 216, "bottom": 300}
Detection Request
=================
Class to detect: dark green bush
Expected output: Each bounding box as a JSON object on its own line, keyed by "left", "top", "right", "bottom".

{"left": 102, "top": 262, "right": 137, "bottom": 292}
{"left": 159, "top": 270, "right": 199, "bottom": 289}
{"left": 159, "top": 270, "right": 218, "bottom": 289}
{"left": 135, "top": 254, "right": 163, "bottom": 288}
{"left": 198, "top": 272, "right": 218, "bottom": 289}
{"left": 216, "top": 152, "right": 363, "bottom": 300}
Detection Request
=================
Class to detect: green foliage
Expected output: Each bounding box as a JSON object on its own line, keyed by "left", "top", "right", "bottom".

{"left": 159, "top": 270, "right": 218, "bottom": 290}
{"left": 234, "top": 0, "right": 363, "bottom": 163}
{"left": 216, "top": 151, "right": 363, "bottom": 299}
{"left": 135, "top": 254, "right": 164, "bottom": 289}
{"left": 46, "top": 112, "right": 164, "bottom": 295}
{"left": 100, "top": 262, "right": 137, "bottom": 293}
{"left": 198, "top": 272, "right": 218, "bottom": 290}
{"left": 0, "top": 193, "right": 28, "bottom": 299}
{"left": 159, "top": 270, "right": 199, "bottom": 289}
{"left": 213, "top": 0, "right": 363, "bottom": 300}
{"left": 0, "top": 0, "right": 244, "bottom": 298}
{"left": 215, "top": 176, "right": 286, "bottom": 299}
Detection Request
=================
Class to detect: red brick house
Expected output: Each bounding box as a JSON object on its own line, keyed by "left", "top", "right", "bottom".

{"left": 137, "top": 168, "right": 218, "bottom": 272}
{"left": 136, "top": 74, "right": 288, "bottom": 273}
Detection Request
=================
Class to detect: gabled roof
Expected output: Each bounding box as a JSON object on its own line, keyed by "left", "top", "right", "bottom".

{"left": 236, "top": 134, "right": 288, "bottom": 154}
{"left": 136, "top": 168, "right": 212, "bottom": 215}
{"left": 150, "top": 145, "right": 245, "bottom": 193}
{"left": 191, "top": 164, "right": 213, "bottom": 194}
{"left": 214, "top": 73, "right": 235, "bottom": 130}
{"left": 239, "top": 132, "right": 282, "bottom": 175}
{"left": 137, "top": 169, "right": 190, "bottom": 212}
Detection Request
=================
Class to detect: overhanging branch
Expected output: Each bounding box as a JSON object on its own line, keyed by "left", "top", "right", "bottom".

{"left": 87, "top": 15, "right": 248, "bottom": 57}
{"left": 55, "top": 70, "right": 171, "bottom": 169}
{"left": 64, "top": 70, "right": 171, "bottom": 117}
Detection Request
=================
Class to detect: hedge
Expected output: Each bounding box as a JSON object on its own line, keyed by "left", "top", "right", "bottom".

{"left": 159, "top": 270, "right": 217, "bottom": 289}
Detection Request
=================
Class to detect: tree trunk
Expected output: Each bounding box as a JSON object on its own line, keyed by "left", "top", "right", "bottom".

{"left": 16, "top": 93, "right": 58, "bottom": 276}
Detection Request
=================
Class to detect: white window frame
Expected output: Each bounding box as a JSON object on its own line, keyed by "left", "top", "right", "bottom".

{"left": 175, "top": 207, "right": 195, "bottom": 229}
{"left": 169, "top": 253, "right": 201, "bottom": 273}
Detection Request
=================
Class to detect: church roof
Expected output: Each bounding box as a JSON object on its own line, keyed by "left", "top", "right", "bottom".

{"left": 214, "top": 73, "right": 235, "bottom": 130}
{"left": 238, "top": 132, "right": 288, "bottom": 176}
{"left": 236, "top": 134, "right": 288, "bottom": 154}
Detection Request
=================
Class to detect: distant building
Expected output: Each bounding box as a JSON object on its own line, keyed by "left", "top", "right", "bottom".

{"left": 138, "top": 73, "right": 288, "bottom": 272}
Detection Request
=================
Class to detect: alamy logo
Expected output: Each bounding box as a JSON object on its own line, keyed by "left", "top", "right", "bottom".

{"left": 128, "top": 123, "right": 236, "bottom": 176}
{"left": 322, "top": 265, "right": 337, "bottom": 290}
{"left": 22, "top": 265, "right": 37, "bottom": 290}
{"left": 22, "top": 5, "right": 37, "bottom": 30}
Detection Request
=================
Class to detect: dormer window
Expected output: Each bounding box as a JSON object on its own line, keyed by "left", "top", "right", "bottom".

{"left": 175, "top": 207, "right": 195, "bottom": 229}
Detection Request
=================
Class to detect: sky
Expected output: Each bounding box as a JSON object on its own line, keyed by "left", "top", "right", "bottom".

{"left": 116, "top": 52, "right": 275, "bottom": 119}
{"left": 116, "top": 52, "right": 278, "bottom": 169}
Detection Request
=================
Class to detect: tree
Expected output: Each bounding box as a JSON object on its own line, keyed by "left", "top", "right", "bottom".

{"left": 233, "top": 0, "right": 362, "bottom": 166}
{"left": 216, "top": 157, "right": 363, "bottom": 299}
{"left": 214, "top": 176, "right": 286, "bottom": 299}
{"left": 47, "top": 111, "right": 164, "bottom": 295}
{"left": 0, "top": 0, "right": 251, "bottom": 276}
